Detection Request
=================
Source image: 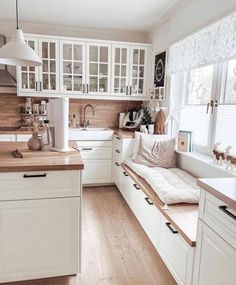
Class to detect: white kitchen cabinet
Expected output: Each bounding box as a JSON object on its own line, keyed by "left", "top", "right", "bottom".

{"left": 17, "top": 33, "right": 152, "bottom": 100}
{"left": 0, "top": 197, "right": 79, "bottom": 283}
{"left": 0, "top": 134, "right": 16, "bottom": 141}
{"left": 159, "top": 215, "right": 194, "bottom": 285}
{"left": 18, "top": 36, "right": 60, "bottom": 96}
{"left": 86, "top": 42, "right": 111, "bottom": 96}
{"left": 193, "top": 221, "right": 236, "bottom": 285}
{"left": 111, "top": 45, "right": 150, "bottom": 98}
{"left": 131, "top": 185, "right": 160, "bottom": 249}
{"left": 60, "top": 40, "right": 86, "bottom": 94}
{"left": 75, "top": 140, "right": 112, "bottom": 184}
{"left": 16, "top": 134, "right": 32, "bottom": 142}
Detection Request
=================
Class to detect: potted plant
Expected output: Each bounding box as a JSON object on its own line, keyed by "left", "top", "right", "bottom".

{"left": 140, "top": 107, "right": 152, "bottom": 133}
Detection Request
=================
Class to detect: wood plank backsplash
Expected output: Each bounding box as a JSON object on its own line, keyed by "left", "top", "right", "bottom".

{"left": 0, "top": 94, "right": 142, "bottom": 128}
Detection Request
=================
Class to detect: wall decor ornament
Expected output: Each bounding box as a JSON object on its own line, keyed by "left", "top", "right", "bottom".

{"left": 152, "top": 51, "right": 166, "bottom": 100}
{"left": 168, "top": 13, "right": 236, "bottom": 74}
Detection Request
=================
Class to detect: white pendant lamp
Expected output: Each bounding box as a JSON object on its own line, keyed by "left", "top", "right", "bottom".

{"left": 0, "top": 0, "right": 42, "bottom": 66}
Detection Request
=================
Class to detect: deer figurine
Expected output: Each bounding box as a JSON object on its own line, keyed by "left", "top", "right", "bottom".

{"left": 212, "top": 143, "right": 225, "bottom": 165}
{"left": 225, "top": 146, "right": 236, "bottom": 171}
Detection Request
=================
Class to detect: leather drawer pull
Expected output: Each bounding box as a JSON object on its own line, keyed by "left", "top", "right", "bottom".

{"left": 133, "top": 184, "right": 140, "bottom": 190}
{"left": 166, "top": 222, "right": 178, "bottom": 234}
{"left": 116, "top": 136, "right": 121, "bottom": 140}
{"left": 123, "top": 171, "right": 128, "bottom": 177}
{"left": 115, "top": 162, "right": 120, "bottom": 166}
{"left": 116, "top": 149, "right": 121, "bottom": 153}
{"left": 23, "top": 173, "right": 47, "bottom": 178}
{"left": 145, "top": 197, "right": 153, "bottom": 205}
{"left": 219, "top": 205, "right": 236, "bottom": 220}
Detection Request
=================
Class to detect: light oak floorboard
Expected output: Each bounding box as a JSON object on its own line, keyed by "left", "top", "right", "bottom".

{"left": 2, "top": 186, "right": 176, "bottom": 285}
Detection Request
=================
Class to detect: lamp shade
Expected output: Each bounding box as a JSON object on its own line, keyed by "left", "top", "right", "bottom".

{"left": 0, "top": 29, "right": 42, "bottom": 66}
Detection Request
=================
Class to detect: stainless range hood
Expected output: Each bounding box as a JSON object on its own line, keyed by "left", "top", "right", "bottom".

{"left": 0, "top": 35, "right": 17, "bottom": 88}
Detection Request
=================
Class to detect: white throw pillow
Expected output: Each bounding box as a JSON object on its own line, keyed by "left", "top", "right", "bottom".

{"left": 132, "top": 132, "right": 169, "bottom": 160}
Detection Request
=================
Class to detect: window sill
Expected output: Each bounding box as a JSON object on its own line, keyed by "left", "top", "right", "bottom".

{"left": 175, "top": 150, "right": 236, "bottom": 177}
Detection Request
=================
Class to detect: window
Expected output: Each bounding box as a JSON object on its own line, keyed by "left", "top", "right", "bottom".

{"left": 177, "top": 59, "right": 236, "bottom": 153}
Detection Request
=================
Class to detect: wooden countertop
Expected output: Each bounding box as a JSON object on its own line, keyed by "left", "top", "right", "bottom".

{"left": 198, "top": 178, "right": 236, "bottom": 209}
{"left": 0, "top": 142, "right": 84, "bottom": 172}
{"left": 0, "top": 127, "right": 43, "bottom": 134}
{"left": 122, "top": 163, "right": 198, "bottom": 247}
{"left": 113, "top": 129, "right": 135, "bottom": 139}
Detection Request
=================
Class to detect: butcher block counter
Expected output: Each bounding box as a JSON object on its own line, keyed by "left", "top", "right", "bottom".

{"left": 0, "top": 142, "right": 83, "bottom": 283}
{"left": 0, "top": 142, "right": 84, "bottom": 172}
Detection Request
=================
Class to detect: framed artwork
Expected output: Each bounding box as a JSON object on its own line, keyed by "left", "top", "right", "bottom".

{"left": 177, "top": 130, "right": 193, "bottom": 152}
{"left": 153, "top": 51, "right": 167, "bottom": 101}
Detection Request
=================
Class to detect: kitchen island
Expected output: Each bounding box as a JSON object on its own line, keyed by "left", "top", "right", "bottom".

{"left": 0, "top": 142, "right": 84, "bottom": 283}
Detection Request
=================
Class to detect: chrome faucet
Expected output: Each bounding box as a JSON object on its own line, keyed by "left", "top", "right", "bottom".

{"left": 83, "top": 104, "right": 95, "bottom": 128}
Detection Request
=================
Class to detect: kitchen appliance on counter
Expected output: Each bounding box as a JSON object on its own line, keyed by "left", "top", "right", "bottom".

{"left": 122, "top": 108, "right": 143, "bottom": 129}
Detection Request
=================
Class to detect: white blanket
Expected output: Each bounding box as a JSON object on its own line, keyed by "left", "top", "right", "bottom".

{"left": 125, "top": 159, "right": 200, "bottom": 205}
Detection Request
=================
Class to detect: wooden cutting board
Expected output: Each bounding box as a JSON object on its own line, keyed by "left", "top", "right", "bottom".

{"left": 12, "top": 148, "right": 78, "bottom": 158}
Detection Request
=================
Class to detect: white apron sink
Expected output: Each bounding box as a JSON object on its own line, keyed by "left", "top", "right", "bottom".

{"left": 69, "top": 128, "right": 114, "bottom": 141}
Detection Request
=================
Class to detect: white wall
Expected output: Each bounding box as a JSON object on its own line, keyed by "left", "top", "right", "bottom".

{"left": 0, "top": 20, "right": 148, "bottom": 43}
{"left": 150, "top": 0, "right": 236, "bottom": 53}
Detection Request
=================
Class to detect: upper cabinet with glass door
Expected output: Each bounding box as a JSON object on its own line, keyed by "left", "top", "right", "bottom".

{"left": 86, "top": 43, "right": 111, "bottom": 95}
{"left": 18, "top": 36, "right": 60, "bottom": 96}
{"left": 129, "top": 47, "right": 148, "bottom": 97}
{"left": 111, "top": 45, "right": 149, "bottom": 98}
{"left": 17, "top": 33, "right": 152, "bottom": 100}
{"left": 60, "top": 41, "right": 85, "bottom": 95}
{"left": 18, "top": 37, "right": 39, "bottom": 93}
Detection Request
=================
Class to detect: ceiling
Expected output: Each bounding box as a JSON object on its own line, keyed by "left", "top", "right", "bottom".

{"left": 0, "top": 0, "right": 181, "bottom": 32}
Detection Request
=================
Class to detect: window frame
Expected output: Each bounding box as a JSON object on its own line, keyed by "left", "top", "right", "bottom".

{"left": 180, "top": 59, "right": 236, "bottom": 154}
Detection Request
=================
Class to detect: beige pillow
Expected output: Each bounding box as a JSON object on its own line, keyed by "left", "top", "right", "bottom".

{"left": 132, "top": 132, "right": 169, "bottom": 160}
{"left": 133, "top": 135, "right": 176, "bottom": 168}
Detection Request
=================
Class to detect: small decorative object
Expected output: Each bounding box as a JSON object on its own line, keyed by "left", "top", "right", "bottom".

{"left": 177, "top": 131, "right": 193, "bottom": 152}
{"left": 28, "top": 132, "right": 41, "bottom": 150}
{"left": 140, "top": 125, "right": 148, "bottom": 133}
{"left": 148, "top": 124, "right": 154, "bottom": 134}
{"left": 212, "top": 143, "right": 226, "bottom": 165}
{"left": 140, "top": 107, "right": 152, "bottom": 127}
{"left": 165, "top": 104, "right": 185, "bottom": 137}
{"left": 154, "top": 109, "right": 165, "bottom": 134}
{"left": 225, "top": 145, "right": 236, "bottom": 171}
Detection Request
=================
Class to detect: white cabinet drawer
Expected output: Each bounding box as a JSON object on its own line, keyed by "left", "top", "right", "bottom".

{"left": 76, "top": 140, "right": 112, "bottom": 147}
{"left": 201, "top": 192, "right": 236, "bottom": 249}
{"left": 132, "top": 185, "right": 160, "bottom": 248}
{"left": 0, "top": 197, "right": 79, "bottom": 283}
{"left": 159, "top": 215, "right": 193, "bottom": 285}
{"left": 83, "top": 160, "right": 111, "bottom": 184}
{"left": 16, "top": 134, "right": 32, "bottom": 142}
{"left": 79, "top": 146, "right": 112, "bottom": 160}
{"left": 0, "top": 134, "right": 16, "bottom": 141}
{"left": 0, "top": 170, "right": 81, "bottom": 201}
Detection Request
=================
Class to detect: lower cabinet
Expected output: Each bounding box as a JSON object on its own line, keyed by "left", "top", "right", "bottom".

{"left": 75, "top": 140, "right": 112, "bottom": 185}
{"left": 116, "top": 169, "right": 194, "bottom": 285}
{"left": 0, "top": 197, "right": 80, "bottom": 283}
{"left": 83, "top": 160, "right": 111, "bottom": 184}
{"left": 193, "top": 221, "right": 236, "bottom": 285}
{"left": 159, "top": 215, "right": 194, "bottom": 285}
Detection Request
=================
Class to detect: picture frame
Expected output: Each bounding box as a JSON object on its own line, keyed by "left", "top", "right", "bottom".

{"left": 177, "top": 130, "right": 193, "bottom": 152}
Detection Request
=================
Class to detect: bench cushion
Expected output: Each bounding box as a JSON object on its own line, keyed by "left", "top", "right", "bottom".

{"left": 126, "top": 159, "right": 200, "bottom": 204}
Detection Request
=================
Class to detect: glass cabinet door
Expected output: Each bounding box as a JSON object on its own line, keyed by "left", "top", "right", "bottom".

{"left": 39, "top": 39, "right": 59, "bottom": 93}
{"left": 61, "top": 41, "right": 85, "bottom": 94}
{"left": 19, "top": 38, "right": 39, "bottom": 92}
{"left": 112, "top": 45, "right": 129, "bottom": 95}
{"left": 87, "top": 43, "right": 111, "bottom": 95}
{"left": 129, "top": 47, "right": 148, "bottom": 96}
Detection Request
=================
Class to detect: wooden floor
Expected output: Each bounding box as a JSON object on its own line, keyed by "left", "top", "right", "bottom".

{"left": 3, "top": 186, "right": 176, "bottom": 285}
